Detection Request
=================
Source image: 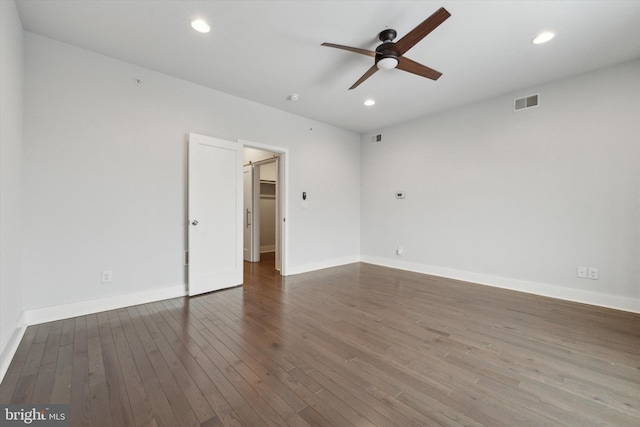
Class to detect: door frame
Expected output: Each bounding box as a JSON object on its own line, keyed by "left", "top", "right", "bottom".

{"left": 239, "top": 139, "right": 288, "bottom": 276}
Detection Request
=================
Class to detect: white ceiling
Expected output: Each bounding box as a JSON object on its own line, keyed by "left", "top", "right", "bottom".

{"left": 15, "top": 0, "right": 640, "bottom": 134}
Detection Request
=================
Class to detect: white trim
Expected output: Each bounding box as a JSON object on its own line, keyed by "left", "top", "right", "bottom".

{"left": 286, "top": 256, "right": 360, "bottom": 276}
{"left": 0, "top": 312, "right": 27, "bottom": 384}
{"left": 260, "top": 245, "right": 276, "bottom": 253}
{"left": 25, "top": 284, "right": 187, "bottom": 326}
{"left": 361, "top": 256, "right": 640, "bottom": 314}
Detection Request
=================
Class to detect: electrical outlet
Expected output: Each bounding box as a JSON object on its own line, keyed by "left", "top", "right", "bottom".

{"left": 102, "top": 270, "right": 113, "bottom": 283}
{"left": 577, "top": 266, "right": 587, "bottom": 278}
{"left": 588, "top": 267, "right": 599, "bottom": 280}
{"left": 396, "top": 246, "right": 404, "bottom": 256}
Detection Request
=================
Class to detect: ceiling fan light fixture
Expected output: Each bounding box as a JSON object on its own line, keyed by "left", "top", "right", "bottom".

{"left": 532, "top": 31, "right": 555, "bottom": 44}
{"left": 377, "top": 57, "right": 399, "bottom": 70}
{"left": 191, "top": 19, "right": 210, "bottom": 33}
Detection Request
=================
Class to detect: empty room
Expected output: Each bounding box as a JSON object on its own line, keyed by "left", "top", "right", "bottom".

{"left": 1, "top": 1, "right": 639, "bottom": 426}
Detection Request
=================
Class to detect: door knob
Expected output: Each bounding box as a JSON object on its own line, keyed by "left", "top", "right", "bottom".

{"left": 191, "top": 220, "right": 199, "bottom": 226}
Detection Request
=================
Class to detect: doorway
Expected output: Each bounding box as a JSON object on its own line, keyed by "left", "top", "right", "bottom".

{"left": 242, "top": 143, "right": 287, "bottom": 275}
{"left": 187, "top": 134, "right": 287, "bottom": 297}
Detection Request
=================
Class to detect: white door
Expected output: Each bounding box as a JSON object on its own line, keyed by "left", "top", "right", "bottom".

{"left": 188, "top": 133, "right": 243, "bottom": 296}
{"left": 243, "top": 165, "right": 260, "bottom": 262}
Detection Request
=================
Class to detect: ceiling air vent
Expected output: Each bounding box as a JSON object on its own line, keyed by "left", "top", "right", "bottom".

{"left": 514, "top": 94, "right": 539, "bottom": 111}
{"left": 370, "top": 134, "right": 383, "bottom": 143}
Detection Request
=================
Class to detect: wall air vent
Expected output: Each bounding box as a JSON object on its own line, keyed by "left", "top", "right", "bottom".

{"left": 514, "top": 94, "right": 539, "bottom": 111}
{"left": 370, "top": 134, "right": 383, "bottom": 143}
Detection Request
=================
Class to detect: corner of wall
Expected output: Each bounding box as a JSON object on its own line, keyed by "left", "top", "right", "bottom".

{"left": 0, "top": 312, "right": 26, "bottom": 385}
{"left": 0, "top": 0, "right": 25, "bottom": 386}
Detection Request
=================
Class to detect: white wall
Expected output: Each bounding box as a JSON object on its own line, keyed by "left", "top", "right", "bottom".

{"left": 260, "top": 196, "right": 277, "bottom": 252}
{"left": 0, "top": 0, "right": 25, "bottom": 379}
{"left": 22, "top": 33, "right": 361, "bottom": 317}
{"left": 260, "top": 161, "right": 278, "bottom": 182}
{"left": 361, "top": 60, "right": 640, "bottom": 312}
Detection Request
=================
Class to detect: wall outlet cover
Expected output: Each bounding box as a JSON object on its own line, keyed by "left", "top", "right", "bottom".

{"left": 577, "top": 266, "right": 587, "bottom": 278}
{"left": 102, "top": 270, "right": 113, "bottom": 283}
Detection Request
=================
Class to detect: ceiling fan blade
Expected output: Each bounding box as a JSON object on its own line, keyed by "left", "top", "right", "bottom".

{"left": 349, "top": 65, "right": 378, "bottom": 90}
{"left": 393, "top": 7, "right": 451, "bottom": 56}
{"left": 321, "top": 42, "right": 376, "bottom": 57}
{"left": 397, "top": 57, "right": 442, "bottom": 80}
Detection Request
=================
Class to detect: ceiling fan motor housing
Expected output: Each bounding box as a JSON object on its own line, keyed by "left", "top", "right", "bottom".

{"left": 375, "top": 41, "right": 400, "bottom": 69}
{"left": 375, "top": 29, "right": 399, "bottom": 69}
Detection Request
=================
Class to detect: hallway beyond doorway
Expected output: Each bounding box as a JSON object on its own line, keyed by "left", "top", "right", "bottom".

{"left": 244, "top": 251, "right": 279, "bottom": 287}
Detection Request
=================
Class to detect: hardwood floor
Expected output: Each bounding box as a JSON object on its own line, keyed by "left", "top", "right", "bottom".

{"left": 2, "top": 255, "right": 639, "bottom": 426}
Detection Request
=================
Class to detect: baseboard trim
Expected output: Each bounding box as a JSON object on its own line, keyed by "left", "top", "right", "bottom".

{"left": 0, "top": 312, "right": 27, "bottom": 384}
{"left": 25, "top": 284, "right": 187, "bottom": 326}
{"left": 360, "top": 256, "right": 640, "bottom": 314}
{"left": 286, "top": 255, "right": 360, "bottom": 276}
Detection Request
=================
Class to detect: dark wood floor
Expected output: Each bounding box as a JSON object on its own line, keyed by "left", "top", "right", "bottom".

{"left": 2, "top": 254, "right": 639, "bottom": 426}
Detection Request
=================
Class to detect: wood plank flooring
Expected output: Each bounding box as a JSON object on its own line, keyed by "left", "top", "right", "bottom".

{"left": 2, "top": 254, "right": 639, "bottom": 426}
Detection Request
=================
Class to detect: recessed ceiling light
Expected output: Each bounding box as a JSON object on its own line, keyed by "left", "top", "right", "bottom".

{"left": 364, "top": 99, "right": 375, "bottom": 106}
{"left": 191, "top": 19, "right": 210, "bottom": 33}
{"left": 532, "top": 31, "right": 555, "bottom": 45}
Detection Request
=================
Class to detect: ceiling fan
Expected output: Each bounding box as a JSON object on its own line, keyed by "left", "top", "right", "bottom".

{"left": 321, "top": 7, "right": 451, "bottom": 90}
